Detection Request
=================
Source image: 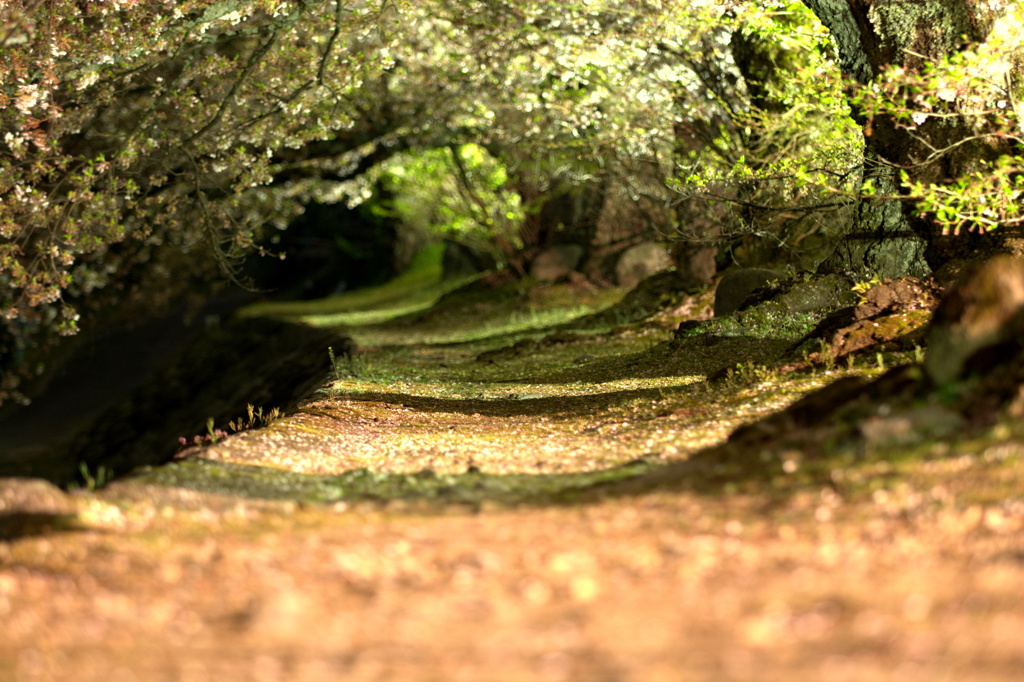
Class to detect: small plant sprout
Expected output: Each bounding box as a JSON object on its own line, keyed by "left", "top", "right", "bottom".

{"left": 229, "top": 404, "right": 280, "bottom": 432}
{"left": 914, "top": 344, "right": 925, "bottom": 364}
{"left": 78, "top": 462, "right": 112, "bottom": 490}
{"left": 181, "top": 406, "right": 279, "bottom": 451}
{"left": 852, "top": 275, "right": 883, "bottom": 302}
{"left": 734, "top": 362, "right": 747, "bottom": 384}
{"left": 730, "top": 362, "right": 777, "bottom": 386}
{"left": 846, "top": 355, "right": 856, "bottom": 370}
{"left": 328, "top": 346, "right": 343, "bottom": 381}
{"left": 876, "top": 352, "right": 885, "bottom": 369}
{"left": 182, "top": 419, "right": 228, "bottom": 447}
{"left": 818, "top": 338, "right": 836, "bottom": 371}
{"left": 329, "top": 346, "right": 368, "bottom": 380}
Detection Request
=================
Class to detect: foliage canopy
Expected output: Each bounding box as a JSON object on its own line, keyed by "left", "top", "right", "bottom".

{"left": 0, "top": 0, "right": 1022, "bottom": 405}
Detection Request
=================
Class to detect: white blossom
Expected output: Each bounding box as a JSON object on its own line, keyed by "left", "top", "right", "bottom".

{"left": 77, "top": 72, "right": 100, "bottom": 90}
{"left": 15, "top": 84, "right": 40, "bottom": 115}
{"left": 4, "top": 132, "right": 26, "bottom": 159}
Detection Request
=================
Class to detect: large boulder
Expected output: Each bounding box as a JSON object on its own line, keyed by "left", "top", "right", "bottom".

{"left": 713, "top": 268, "right": 786, "bottom": 317}
{"left": 615, "top": 242, "right": 672, "bottom": 289}
{"left": 530, "top": 244, "right": 585, "bottom": 283}
{"left": 925, "top": 256, "right": 1024, "bottom": 385}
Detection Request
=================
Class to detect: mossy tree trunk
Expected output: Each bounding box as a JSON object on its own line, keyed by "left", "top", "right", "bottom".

{"left": 802, "top": 0, "right": 1001, "bottom": 279}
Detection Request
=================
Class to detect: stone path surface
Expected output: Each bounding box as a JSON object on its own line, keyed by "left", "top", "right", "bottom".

{"left": 0, "top": 279, "right": 1021, "bottom": 682}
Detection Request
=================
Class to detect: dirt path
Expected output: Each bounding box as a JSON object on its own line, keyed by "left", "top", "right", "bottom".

{"left": 1, "top": 280, "right": 1021, "bottom": 682}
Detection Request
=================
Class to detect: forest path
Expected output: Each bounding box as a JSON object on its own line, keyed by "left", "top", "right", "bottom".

{"left": 1, "top": 275, "right": 1022, "bottom": 682}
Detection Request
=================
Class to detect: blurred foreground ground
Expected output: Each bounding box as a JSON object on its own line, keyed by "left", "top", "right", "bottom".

{"left": 1, "top": 277, "right": 1021, "bottom": 682}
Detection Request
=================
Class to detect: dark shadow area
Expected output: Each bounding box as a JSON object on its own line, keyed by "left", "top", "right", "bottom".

{"left": 124, "top": 453, "right": 690, "bottom": 509}
{"left": 460, "top": 334, "right": 797, "bottom": 386}
{"left": 0, "top": 512, "right": 83, "bottom": 541}
{"left": 0, "top": 294, "right": 252, "bottom": 476}
{"left": 562, "top": 336, "right": 793, "bottom": 384}
{"left": 361, "top": 324, "right": 606, "bottom": 354}
{"left": 0, "top": 315, "right": 348, "bottom": 487}
{"left": 0, "top": 195, "right": 404, "bottom": 489}
{"left": 322, "top": 384, "right": 695, "bottom": 420}
{"left": 245, "top": 199, "right": 398, "bottom": 300}
{"left": 0, "top": 477, "right": 85, "bottom": 540}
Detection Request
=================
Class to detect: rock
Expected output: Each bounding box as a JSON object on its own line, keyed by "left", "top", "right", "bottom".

{"left": 827, "top": 310, "right": 932, "bottom": 357}
{"left": 724, "top": 364, "right": 931, "bottom": 453}
{"left": 714, "top": 268, "right": 786, "bottom": 317}
{"left": 0, "top": 477, "right": 76, "bottom": 516}
{"left": 673, "top": 320, "right": 703, "bottom": 339}
{"left": 615, "top": 242, "right": 672, "bottom": 290}
{"left": 0, "top": 477, "right": 79, "bottom": 539}
{"left": 530, "top": 244, "right": 584, "bottom": 282}
{"left": 853, "top": 277, "right": 940, "bottom": 320}
{"left": 768, "top": 273, "right": 856, "bottom": 314}
{"left": 925, "top": 256, "right": 1024, "bottom": 385}
{"left": 789, "top": 276, "right": 939, "bottom": 361}
{"left": 859, "top": 405, "right": 965, "bottom": 448}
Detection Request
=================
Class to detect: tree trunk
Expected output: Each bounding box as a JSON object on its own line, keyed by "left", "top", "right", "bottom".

{"left": 802, "top": 0, "right": 998, "bottom": 279}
